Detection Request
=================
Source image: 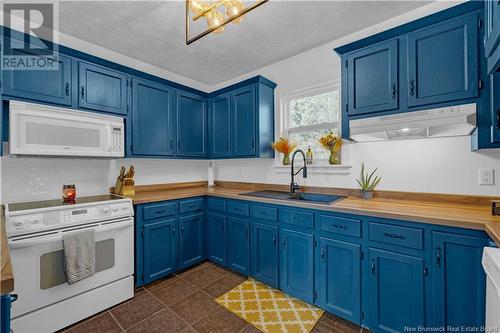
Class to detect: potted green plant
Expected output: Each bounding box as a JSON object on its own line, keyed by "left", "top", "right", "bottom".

{"left": 356, "top": 163, "right": 381, "bottom": 199}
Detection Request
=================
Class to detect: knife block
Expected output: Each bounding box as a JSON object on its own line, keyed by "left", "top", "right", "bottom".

{"left": 114, "top": 177, "right": 135, "bottom": 197}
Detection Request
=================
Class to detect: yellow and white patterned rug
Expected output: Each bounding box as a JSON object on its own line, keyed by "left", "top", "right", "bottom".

{"left": 215, "top": 278, "right": 324, "bottom": 333}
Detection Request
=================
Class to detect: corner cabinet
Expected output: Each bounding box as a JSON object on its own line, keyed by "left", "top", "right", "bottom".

{"left": 176, "top": 90, "right": 207, "bottom": 157}
{"left": 77, "top": 61, "right": 128, "bottom": 115}
{"left": 131, "top": 78, "right": 175, "bottom": 157}
{"left": 208, "top": 77, "right": 276, "bottom": 159}
{"left": 485, "top": 0, "right": 500, "bottom": 74}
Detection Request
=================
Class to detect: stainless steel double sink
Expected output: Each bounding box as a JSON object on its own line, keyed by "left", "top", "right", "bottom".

{"left": 240, "top": 190, "right": 345, "bottom": 205}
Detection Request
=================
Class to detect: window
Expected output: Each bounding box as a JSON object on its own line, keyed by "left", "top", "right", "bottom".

{"left": 282, "top": 82, "right": 341, "bottom": 160}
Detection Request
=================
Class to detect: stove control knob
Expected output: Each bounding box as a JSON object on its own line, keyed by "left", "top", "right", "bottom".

{"left": 112, "top": 207, "right": 119, "bottom": 213}
{"left": 30, "top": 217, "right": 41, "bottom": 224}
{"left": 102, "top": 207, "right": 110, "bottom": 214}
{"left": 13, "top": 219, "right": 24, "bottom": 227}
{"left": 121, "top": 205, "right": 129, "bottom": 212}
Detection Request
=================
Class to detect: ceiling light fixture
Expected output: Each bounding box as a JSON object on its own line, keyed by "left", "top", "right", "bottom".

{"left": 186, "top": 0, "right": 268, "bottom": 45}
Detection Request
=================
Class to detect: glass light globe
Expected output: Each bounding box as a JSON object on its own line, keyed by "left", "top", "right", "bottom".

{"left": 225, "top": 0, "right": 245, "bottom": 23}
{"left": 190, "top": 0, "right": 208, "bottom": 15}
{"left": 206, "top": 10, "right": 226, "bottom": 34}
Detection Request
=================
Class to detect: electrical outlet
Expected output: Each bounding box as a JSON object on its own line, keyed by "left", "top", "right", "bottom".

{"left": 479, "top": 168, "right": 494, "bottom": 185}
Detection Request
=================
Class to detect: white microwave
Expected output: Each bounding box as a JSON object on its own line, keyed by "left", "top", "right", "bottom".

{"left": 9, "top": 101, "right": 124, "bottom": 157}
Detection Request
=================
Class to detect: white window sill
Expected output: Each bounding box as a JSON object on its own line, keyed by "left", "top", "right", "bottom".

{"left": 273, "top": 163, "right": 352, "bottom": 174}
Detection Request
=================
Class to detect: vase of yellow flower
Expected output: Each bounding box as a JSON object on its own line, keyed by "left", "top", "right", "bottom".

{"left": 319, "top": 132, "right": 342, "bottom": 165}
{"left": 271, "top": 137, "right": 297, "bottom": 165}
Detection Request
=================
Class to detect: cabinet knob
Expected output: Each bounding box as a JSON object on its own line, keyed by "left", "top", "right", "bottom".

{"left": 80, "top": 86, "right": 85, "bottom": 99}
{"left": 391, "top": 83, "right": 397, "bottom": 99}
{"left": 409, "top": 79, "right": 415, "bottom": 96}
{"left": 436, "top": 247, "right": 442, "bottom": 267}
{"left": 272, "top": 235, "right": 277, "bottom": 246}
{"left": 65, "top": 82, "right": 70, "bottom": 96}
{"left": 170, "top": 140, "right": 173, "bottom": 150}
{"left": 320, "top": 247, "right": 325, "bottom": 261}
{"left": 370, "top": 260, "right": 376, "bottom": 274}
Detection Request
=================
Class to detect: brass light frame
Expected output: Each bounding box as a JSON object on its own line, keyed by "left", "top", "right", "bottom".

{"left": 185, "top": 0, "right": 268, "bottom": 45}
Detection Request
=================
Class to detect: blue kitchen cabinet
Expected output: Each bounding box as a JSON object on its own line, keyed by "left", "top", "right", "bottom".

{"left": 231, "top": 85, "right": 256, "bottom": 157}
{"left": 2, "top": 52, "right": 73, "bottom": 106}
{"left": 176, "top": 90, "right": 207, "bottom": 157}
{"left": 485, "top": 0, "right": 500, "bottom": 74}
{"left": 368, "top": 248, "right": 425, "bottom": 333}
{"left": 131, "top": 78, "right": 175, "bottom": 156}
{"left": 431, "top": 231, "right": 489, "bottom": 330}
{"left": 209, "top": 93, "right": 231, "bottom": 158}
{"left": 77, "top": 61, "right": 128, "bottom": 115}
{"left": 1, "top": 294, "right": 14, "bottom": 333}
{"left": 227, "top": 215, "right": 251, "bottom": 275}
{"left": 207, "top": 212, "right": 227, "bottom": 266}
{"left": 143, "top": 218, "right": 178, "bottom": 285}
{"left": 316, "top": 237, "right": 361, "bottom": 324}
{"left": 407, "top": 12, "right": 479, "bottom": 107}
{"left": 251, "top": 221, "right": 279, "bottom": 288}
{"left": 179, "top": 213, "right": 204, "bottom": 270}
{"left": 346, "top": 39, "right": 399, "bottom": 116}
{"left": 491, "top": 72, "right": 500, "bottom": 143}
{"left": 279, "top": 228, "right": 314, "bottom": 303}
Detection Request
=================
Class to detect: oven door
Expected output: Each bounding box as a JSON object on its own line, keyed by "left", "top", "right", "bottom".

{"left": 8, "top": 217, "right": 134, "bottom": 318}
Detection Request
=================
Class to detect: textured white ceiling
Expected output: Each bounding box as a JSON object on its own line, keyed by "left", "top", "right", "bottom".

{"left": 58, "top": 1, "right": 431, "bottom": 85}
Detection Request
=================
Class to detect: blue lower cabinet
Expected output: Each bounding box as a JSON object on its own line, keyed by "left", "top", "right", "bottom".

{"left": 251, "top": 221, "right": 279, "bottom": 288}
{"left": 207, "top": 212, "right": 227, "bottom": 266}
{"left": 143, "top": 218, "right": 178, "bottom": 285}
{"left": 316, "top": 237, "right": 361, "bottom": 324}
{"left": 227, "top": 216, "right": 251, "bottom": 275}
{"left": 1, "top": 294, "right": 15, "bottom": 333}
{"left": 368, "top": 248, "right": 425, "bottom": 333}
{"left": 279, "top": 228, "right": 314, "bottom": 303}
{"left": 179, "top": 213, "right": 204, "bottom": 270}
{"left": 431, "top": 232, "right": 489, "bottom": 330}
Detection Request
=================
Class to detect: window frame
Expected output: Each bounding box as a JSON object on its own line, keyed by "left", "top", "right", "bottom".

{"left": 280, "top": 80, "right": 341, "bottom": 161}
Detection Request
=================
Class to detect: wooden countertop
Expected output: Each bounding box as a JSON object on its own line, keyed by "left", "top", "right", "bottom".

{"left": 129, "top": 183, "right": 500, "bottom": 246}
{"left": 1, "top": 206, "right": 14, "bottom": 295}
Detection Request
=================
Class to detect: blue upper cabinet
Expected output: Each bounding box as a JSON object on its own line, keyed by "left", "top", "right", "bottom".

{"left": 407, "top": 12, "right": 479, "bottom": 107}
{"left": 131, "top": 78, "right": 175, "bottom": 156}
{"left": 485, "top": 0, "right": 500, "bottom": 74}
{"left": 368, "top": 248, "right": 425, "bottom": 333}
{"left": 492, "top": 72, "right": 500, "bottom": 144}
{"left": 209, "top": 93, "right": 231, "bottom": 158}
{"left": 231, "top": 85, "right": 257, "bottom": 157}
{"left": 279, "top": 228, "right": 314, "bottom": 303}
{"left": 176, "top": 90, "right": 207, "bottom": 157}
{"left": 2, "top": 53, "right": 73, "bottom": 106}
{"left": 179, "top": 213, "right": 204, "bottom": 270}
{"left": 347, "top": 39, "right": 399, "bottom": 116}
{"left": 78, "top": 61, "right": 128, "bottom": 115}
{"left": 431, "top": 231, "right": 488, "bottom": 330}
{"left": 316, "top": 237, "right": 361, "bottom": 324}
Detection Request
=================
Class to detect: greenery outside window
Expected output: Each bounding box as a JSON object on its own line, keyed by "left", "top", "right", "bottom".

{"left": 282, "top": 81, "right": 341, "bottom": 161}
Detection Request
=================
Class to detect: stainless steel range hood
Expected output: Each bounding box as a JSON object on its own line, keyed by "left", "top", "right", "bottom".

{"left": 349, "top": 103, "right": 477, "bottom": 142}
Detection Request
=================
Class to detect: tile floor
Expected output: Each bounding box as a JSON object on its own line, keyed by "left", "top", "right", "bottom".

{"left": 60, "top": 262, "right": 366, "bottom": 333}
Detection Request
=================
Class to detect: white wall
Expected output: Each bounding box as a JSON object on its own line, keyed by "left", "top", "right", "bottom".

{"left": 211, "top": 1, "right": 500, "bottom": 196}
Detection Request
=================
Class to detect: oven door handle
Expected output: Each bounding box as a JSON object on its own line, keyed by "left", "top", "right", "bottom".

{"left": 8, "top": 219, "right": 133, "bottom": 249}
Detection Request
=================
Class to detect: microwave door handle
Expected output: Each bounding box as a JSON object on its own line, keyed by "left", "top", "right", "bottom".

{"left": 106, "top": 125, "right": 113, "bottom": 153}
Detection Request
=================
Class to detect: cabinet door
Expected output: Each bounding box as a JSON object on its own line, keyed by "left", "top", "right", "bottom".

{"left": 209, "top": 93, "right": 231, "bottom": 158}
{"left": 227, "top": 216, "right": 250, "bottom": 275}
{"left": 143, "top": 218, "right": 178, "bottom": 285}
{"left": 78, "top": 61, "right": 128, "bottom": 115}
{"left": 207, "top": 212, "right": 227, "bottom": 266}
{"left": 177, "top": 90, "right": 207, "bottom": 157}
{"left": 317, "top": 237, "right": 361, "bottom": 324}
{"left": 132, "top": 78, "right": 175, "bottom": 156}
{"left": 491, "top": 72, "right": 500, "bottom": 144}
{"left": 485, "top": 0, "right": 500, "bottom": 58}
{"left": 3, "top": 53, "right": 72, "bottom": 106}
{"left": 432, "top": 232, "right": 488, "bottom": 330}
{"left": 251, "top": 221, "right": 279, "bottom": 288}
{"left": 347, "top": 39, "right": 399, "bottom": 116}
{"left": 231, "top": 85, "right": 256, "bottom": 157}
{"left": 368, "top": 248, "right": 425, "bottom": 333}
{"left": 407, "top": 13, "right": 478, "bottom": 107}
{"left": 280, "top": 228, "right": 314, "bottom": 303}
{"left": 179, "top": 213, "right": 204, "bottom": 270}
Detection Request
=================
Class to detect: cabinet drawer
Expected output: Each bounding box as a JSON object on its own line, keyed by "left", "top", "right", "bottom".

{"left": 368, "top": 222, "right": 424, "bottom": 250}
{"left": 179, "top": 198, "right": 204, "bottom": 214}
{"left": 207, "top": 198, "right": 226, "bottom": 212}
{"left": 227, "top": 201, "right": 250, "bottom": 216}
{"left": 319, "top": 215, "right": 361, "bottom": 238}
{"left": 280, "top": 209, "right": 314, "bottom": 229}
{"left": 143, "top": 202, "right": 177, "bottom": 220}
{"left": 252, "top": 205, "right": 278, "bottom": 221}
